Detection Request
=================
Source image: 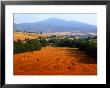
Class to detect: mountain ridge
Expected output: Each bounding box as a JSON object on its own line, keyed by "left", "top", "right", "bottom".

{"left": 14, "top": 18, "right": 97, "bottom": 33}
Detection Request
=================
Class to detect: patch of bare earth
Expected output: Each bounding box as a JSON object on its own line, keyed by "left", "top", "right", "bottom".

{"left": 14, "top": 47, "right": 97, "bottom": 75}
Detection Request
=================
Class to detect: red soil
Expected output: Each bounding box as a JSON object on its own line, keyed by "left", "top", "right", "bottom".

{"left": 14, "top": 47, "right": 97, "bottom": 75}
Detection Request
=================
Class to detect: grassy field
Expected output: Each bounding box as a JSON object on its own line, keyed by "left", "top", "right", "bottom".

{"left": 14, "top": 47, "right": 97, "bottom": 75}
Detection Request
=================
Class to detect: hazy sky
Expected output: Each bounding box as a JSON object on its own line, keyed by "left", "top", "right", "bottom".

{"left": 14, "top": 13, "right": 97, "bottom": 25}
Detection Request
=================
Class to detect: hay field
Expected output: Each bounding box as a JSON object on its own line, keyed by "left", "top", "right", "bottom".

{"left": 14, "top": 32, "right": 48, "bottom": 41}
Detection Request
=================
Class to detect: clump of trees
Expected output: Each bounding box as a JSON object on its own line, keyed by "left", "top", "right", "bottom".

{"left": 39, "top": 38, "right": 49, "bottom": 47}
{"left": 74, "top": 39, "right": 97, "bottom": 58}
{"left": 48, "top": 37, "right": 97, "bottom": 58}
{"left": 14, "top": 39, "right": 42, "bottom": 54}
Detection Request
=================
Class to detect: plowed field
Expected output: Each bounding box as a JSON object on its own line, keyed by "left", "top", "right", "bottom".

{"left": 14, "top": 47, "right": 97, "bottom": 75}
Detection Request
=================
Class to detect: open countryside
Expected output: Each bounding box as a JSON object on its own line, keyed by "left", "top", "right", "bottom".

{"left": 14, "top": 32, "right": 97, "bottom": 75}
{"left": 14, "top": 14, "right": 97, "bottom": 75}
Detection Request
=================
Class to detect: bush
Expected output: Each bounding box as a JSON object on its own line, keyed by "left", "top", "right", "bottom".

{"left": 39, "top": 38, "right": 48, "bottom": 47}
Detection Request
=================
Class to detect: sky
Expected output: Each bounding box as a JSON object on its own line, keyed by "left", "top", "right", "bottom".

{"left": 14, "top": 13, "right": 97, "bottom": 25}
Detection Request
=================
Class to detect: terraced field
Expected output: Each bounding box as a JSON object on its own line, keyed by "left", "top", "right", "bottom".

{"left": 14, "top": 47, "right": 97, "bottom": 75}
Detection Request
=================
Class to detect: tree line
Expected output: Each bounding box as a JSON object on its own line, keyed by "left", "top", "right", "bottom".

{"left": 48, "top": 38, "right": 97, "bottom": 58}
{"left": 14, "top": 37, "right": 97, "bottom": 59}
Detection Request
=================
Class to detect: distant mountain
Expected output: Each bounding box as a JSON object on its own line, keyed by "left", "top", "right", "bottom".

{"left": 14, "top": 18, "right": 97, "bottom": 33}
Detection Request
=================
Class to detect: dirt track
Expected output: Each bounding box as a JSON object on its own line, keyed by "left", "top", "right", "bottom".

{"left": 14, "top": 47, "right": 97, "bottom": 75}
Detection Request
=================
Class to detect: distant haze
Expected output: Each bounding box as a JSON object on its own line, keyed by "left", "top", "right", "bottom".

{"left": 14, "top": 13, "right": 97, "bottom": 25}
